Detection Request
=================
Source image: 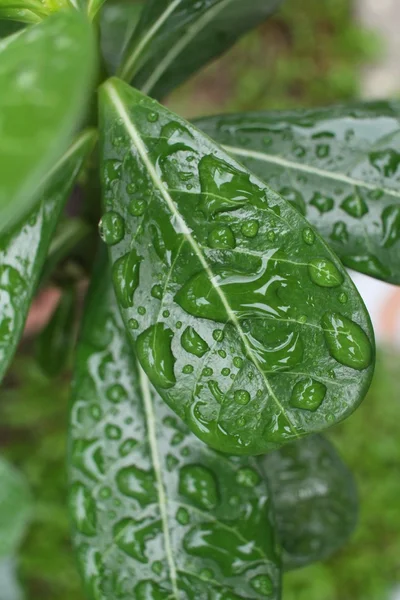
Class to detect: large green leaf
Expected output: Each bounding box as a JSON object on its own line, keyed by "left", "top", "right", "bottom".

{"left": 100, "top": 0, "right": 143, "bottom": 75}
{"left": 69, "top": 258, "right": 281, "bottom": 600}
{"left": 0, "top": 9, "right": 95, "bottom": 231}
{"left": 0, "top": 130, "right": 95, "bottom": 383}
{"left": 0, "top": 456, "right": 32, "bottom": 558}
{"left": 119, "top": 0, "right": 283, "bottom": 98}
{"left": 195, "top": 103, "right": 400, "bottom": 284}
{"left": 260, "top": 435, "right": 358, "bottom": 570}
{"left": 99, "top": 78, "right": 375, "bottom": 456}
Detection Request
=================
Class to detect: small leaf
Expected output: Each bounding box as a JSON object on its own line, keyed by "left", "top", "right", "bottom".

{"left": 69, "top": 258, "right": 281, "bottom": 600}
{"left": 100, "top": 0, "right": 143, "bottom": 75}
{"left": 119, "top": 0, "right": 283, "bottom": 97}
{"left": 36, "top": 285, "right": 77, "bottom": 378}
{"left": 195, "top": 102, "right": 400, "bottom": 284}
{"left": 0, "top": 130, "right": 96, "bottom": 383}
{"left": 0, "top": 456, "right": 32, "bottom": 558}
{"left": 0, "top": 10, "right": 95, "bottom": 231}
{"left": 99, "top": 79, "right": 375, "bottom": 455}
{"left": 259, "top": 435, "right": 358, "bottom": 570}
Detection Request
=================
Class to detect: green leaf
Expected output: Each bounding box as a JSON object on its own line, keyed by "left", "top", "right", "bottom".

{"left": 0, "top": 9, "right": 95, "bottom": 232}
{"left": 259, "top": 435, "right": 358, "bottom": 570}
{"left": 0, "top": 456, "right": 32, "bottom": 558}
{"left": 195, "top": 102, "right": 400, "bottom": 284}
{"left": 119, "top": 0, "right": 283, "bottom": 97}
{"left": 0, "top": 130, "right": 96, "bottom": 383}
{"left": 36, "top": 285, "right": 77, "bottom": 378}
{"left": 0, "top": 0, "right": 47, "bottom": 21}
{"left": 68, "top": 257, "right": 281, "bottom": 600}
{"left": 0, "top": 558, "right": 24, "bottom": 600}
{"left": 100, "top": 0, "right": 143, "bottom": 75}
{"left": 99, "top": 78, "right": 375, "bottom": 456}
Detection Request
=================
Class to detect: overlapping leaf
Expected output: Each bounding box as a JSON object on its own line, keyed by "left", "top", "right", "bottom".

{"left": 0, "top": 10, "right": 95, "bottom": 231}
{"left": 100, "top": 0, "right": 143, "bottom": 75}
{"left": 196, "top": 102, "right": 400, "bottom": 284}
{"left": 119, "top": 0, "right": 283, "bottom": 98}
{"left": 0, "top": 130, "right": 95, "bottom": 382}
{"left": 69, "top": 258, "right": 281, "bottom": 600}
{"left": 0, "top": 456, "right": 31, "bottom": 558}
{"left": 260, "top": 435, "right": 358, "bottom": 570}
{"left": 99, "top": 78, "right": 374, "bottom": 455}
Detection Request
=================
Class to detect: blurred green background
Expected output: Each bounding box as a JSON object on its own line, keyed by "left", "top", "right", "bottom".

{"left": 1, "top": 0, "right": 399, "bottom": 599}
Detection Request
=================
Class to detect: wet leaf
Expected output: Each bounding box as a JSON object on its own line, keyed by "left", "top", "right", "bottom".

{"left": 0, "top": 10, "right": 95, "bottom": 231}
{"left": 0, "top": 130, "right": 96, "bottom": 383}
{"left": 100, "top": 0, "right": 143, "bottom": 75}
{"left": 0, "top": 456, "right": 32, "bottom": 558}
{"left": 99, "top": 79, "right": 375, "bottom": 456}
{"left": 196, "top": 102, "right": 400, "bottom": 284}
{"left": 69, "top": 258, "right": 281, "bottom": 600}
{"left": 119, "top": 0, "right": 283, "bottom": 97}
{"left": 259, "top": 435, "right": 358, "bottom": 570}
{"left": 36, "top": 286, "right": 77, "bottom": 378}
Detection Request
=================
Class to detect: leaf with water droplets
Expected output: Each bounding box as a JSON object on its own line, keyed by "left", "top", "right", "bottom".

{"left": 0, "top": 130, "right": 95, "bottom": 383}
{"left": 196, "top": 102, "right": 400, "bottom": 284}
{"left": 99, "top": 78, "right": 374, "bottom": 455}
{"left": 0, "top": 10, "right": 95, "bottom": 232}
{"left": 260, "top": 435, "right": 358, "bottom": 570}
{"left": 119, "top": 0, "right": 283, "bottom": 97}
{"left": 69, "top": 260, "right": 281, "bottom": 600}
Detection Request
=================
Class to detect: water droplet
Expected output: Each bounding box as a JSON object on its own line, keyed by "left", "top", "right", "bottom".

{"left": 208, "top": 380, "right": 225, "bottom": 404}
{"left": 234, "top": 389, "right": 250, "bottom": 405}
{"left": 303, "top": 228, "right": 315, "bottom": 245}
{"left": 341, "top": 193, "right": 368, "bottom": 219}
{"left": 176, "top": 321, "right": 182, "bottom": 329}
{"left": 113, "top": 518, "right": 160, "bottom": 561}
{"left": 267, "top": 230, "right": 276, "bottom": 242}
{"left": 138, "top": 306, "right": 146, "bottom": 315}
{"left": 181, "top": 326, "right": 209, "bottom": 357}
{"left": 251, "top": 574, "right": 273, "bottom": 596}
{"left": 126, "top": 182, "right": 137, "bottom": 194}
{"left": 176, "top": 507, "right": 190, "bottom": 525}
{"left": 152, "top": 561, "right": 163, "bottom": 576}
{"left": 128, "top": 196, "right": 147, "bottom": 217}
{"left": 218, "top": 349, "right": 227, "bottom": 358}
{"left": 339, "top": 292, "right": 348, "bottom": 304}
{"left": 213, "top": 329, "right": 224, "bottom": 342}
{"left": 381, "top": 204, "right": 400, "bottom": 248}
{"left": 233, "top": 356, "right": 243, "bottom": 368}
{"left": 221, "top": 368, "right": 230, "bottom": 376}
{"left": 200, "top": 568, "right": 214, "bottom": 581}
{"left": 128, "top": 318, "right": 139, "bottom": 330}
{"left": 162, "top": 310, "right": 170, "bottom": 318}
{"left": 331, "top": 221, "right": 349, "bottom": 245}
{"left": 116, "top": 466, "right": 157, "bottom": 504}
{"left": 310, "top": 192, "right": 334, "bottom": 214}
{"left": 236, "top": 467, "right": 260, "bottom": 487}
{"left": 119, "top": 439, "right": 138, "bottom": 457}
{"left": 147, "top": 111, "right": 159, "bottom": 122}
{"left": 106, "top": 384, "right": 128, "bottom": 404}
{"left": 321, "top": 312, "right": 373, "bottom": 370}
{"left": 202, "top": 367, "right": 213, "bottom": 377}
{"left": 208, "top": 225, "right": 236, "bottom": 249}
{"left": 343, "top": 254, "right": 389, "bottom": 280}
{"left": 99, "top": 211, "right": 125, "bottom": 245}
{"left": 166, "top": 454, "right": 179, "bottom": 471}
{"left": 308, "top": 258, "right": 344, "bottom": 288}
{"left": 135, "top": 580, "right": 170, "bottom": 600}
{"left": 369, "top": 148, "right": 400, "bottom": 177}
{"left": 182, "top": 364, "right": 194, "bottom": 374}
{"left": 70, "top": 482, "right": 97, "bottom": 536}
{"left": 105, "top": 424, "right": 122, "bottom": 440}
{"left": 298, "top": 315, "right": 307, "bottom": 324}
{"left": 316, "top": 143, "right": 330, "bottom": 158}
{"left": 151, "top": 284, "right": 163, "bottom": 299}
{"left": 112, "top": 250, "right": 141, "bottom": 308}
{"left": 290, "top": 377, "right": 326, "bottom": 411}
{"left": 99, "top": 486, "right": 112, "bottom": 499}
{"left": 241, "top": 220, "right": 259, "bottom": 238}
{"left": 178, "top": 465, "right": 219, "bottom": 510}
{"left": 137, "top": 324, "right": 176, "bottom": 388}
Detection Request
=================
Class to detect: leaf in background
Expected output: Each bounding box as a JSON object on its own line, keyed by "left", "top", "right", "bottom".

{"left": 119, "top": 0, "right": 283, "bottom": 98}
{"left": 36, "top": 286, "right": 77, "bottom": 378}
{"left": 68, "top": 258, "right": 281, "bottom": 600}
{"left": 259, "top": 435, "right": 358, "bottom": 570}
{"left": 99, "top": 78, "right": 375, "bottom": 456}
{"left": 0, "top": 20, "right": 24, "bottom": 38}
{"left": 0, "top": 9, "right": 95, "bottom": 232}
{"left": 0, "top": 456, "right": 32, "bottom": 558}
{"left": 0, "top": 0, "right": 47, "bottom": 22}
{"left": 100, "top": 0, "right": 143, "bottom": 75}
{"left": 196, "top": 103, "right": 400, "bottom": 284}
{"left": 0, "top": 130, "right": 96, "bottom": 383}
{"left": 0, "top": 558, "right": 24, "bottom": 600}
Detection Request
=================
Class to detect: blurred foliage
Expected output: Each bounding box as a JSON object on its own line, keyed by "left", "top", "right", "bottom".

{"left": 0, "top": 0, "right": 390, "bottom": 599}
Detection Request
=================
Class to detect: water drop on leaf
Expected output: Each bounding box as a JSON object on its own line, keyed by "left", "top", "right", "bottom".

{"left": 321, "top": 312, "right": 373, "bottom": 370}
{"left": 290, "top": 378, "right": 326, "bottom": 411}
{"left": 308, "top": 258, "right": 344, "bottom": 288}
{"left": 137, "top": 324, "right": 176, "bottom": 388}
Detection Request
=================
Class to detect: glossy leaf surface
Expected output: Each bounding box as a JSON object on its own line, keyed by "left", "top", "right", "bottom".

{"left": 100, "top": 0, "right": 143, "bottom": 75}
{"left": 36, "top": 286, "right": 76, "bottom": 377}
{"left": 119, "top": 0, "right": 283, "bottom": 97}
{"left": 260, "top": 435, "right": 358, "bottom": 570}
{"left": 69, "top": 260, "right": 281, "bottom": 600}
{"left": 0, "top": 10, "right": 95, "bottom": 231}
{"left": 0, "top": 457, "right": 32, "bottom": 558}
{"left": 100, "top": 79, "right": 374, "bottom": 455}
{"left": 196, "top": 102, "right": 400, "bottom": 284}
{"left": 0, "top": 130, "right": 95, "bottom": 383}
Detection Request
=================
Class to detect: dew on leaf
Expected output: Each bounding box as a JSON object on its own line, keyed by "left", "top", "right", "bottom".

{"left": 236, "top": 467, "right": 260, "bottom": 487}
{"left": 128, "top": 318, "right": 139, "bottom": 330}
{"left": 106, "top": 384, "right": 128, "bottom": 404}
{"left": 181, "top": 326, "right": 209, "bottom": 357}
{"left": 330, "top": 221, "right": 349, "bottom": 245}
{"left": 147, "top": 111, "right": 159, "bottom": 123}
{"left": 250, "top": 574, "right": 273, "bottom": 596}
{"left": 290, "top": 377, "right": 326, "bottom": 411}
{"left": 234, "top": 389, "right": 251, "bottom": 405}
{"left": 202, "top": 367, "right": 213, "bottom": 377}
{"left": 241, "top": 219, "right": 259, "bottom": 238}
{"left": 369, "top": 148, "right": 400, "bottom": 177}
{"left": 208, "top": 380, "right": 225, "bottom": 404}
{"left": 105, "top": 424, "right": 122, "bottom": 440}
{"left": 176, "top": 506, "right": 190, "bottom": 525}
{"left": 70, "top": 482, "right": 97, "bottom": 537}
{"left": 213, "top": 329, "right": 224, "bottom": 342}
{"left": 182, "top": 364, "right": 194, "bottom": 374}
{"left": 308, "top": 258, "right": 344, "bottom": 288}
{"left": 138, "top": 306, "right": 146, "bottom": 315}
{"left": 310, "top": 192, "right": 334, "bottom": 214}
{"left": 128, "top": 197, "right": 147, "bottom": 216}
{"left": 118, "top": 439, "right": 138, "bottom": 457}
{"left": 339, "top": 292, "right": 348, "bottom": 304}
{"left": 343, "top": 254, "right": 389, "bottom": 280}
{"left": 98, "top": 211, "right": 125, "bottom": 245}
{"left": 137, "top": 324, "right": 176, "bottom": 388}
{"left": 178, "top": 464, "right": 219, "bottom": 510}
{"left": 381, "top": 204, "right": 400, "bottom": 248}
{"left": 116, "top": 466, "right": 157, "bottom": 504}
{"left": 221, "top": 368, "right": 230, "bottom": 376}
{"left": 321, "top": 312, "right": 373, "bottom": 370}
{"left": 208, "top": 225, "right": 236, "bottom": 249}
{"left": 340, "top": 193, "right": 368, "bottom": 219}
{"left": 151, "top": 284, "right": 163, "bottom": 299}
{"left": 112, "top": 250, "right": 141, "bottom": 308}
{"left": 303, "top": 227, "right": 316, "bottom": 245}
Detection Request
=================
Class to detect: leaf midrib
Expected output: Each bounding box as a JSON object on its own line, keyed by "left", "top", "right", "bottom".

{"left": 105, "top": 81, "right": 299, "bottom": 440}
